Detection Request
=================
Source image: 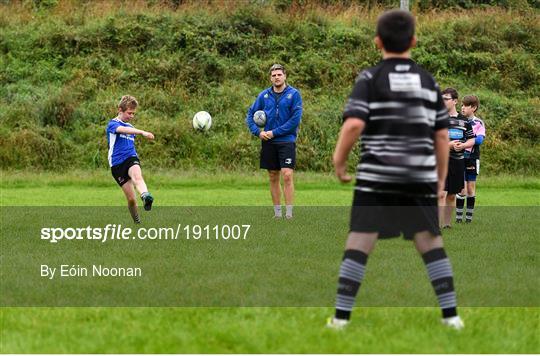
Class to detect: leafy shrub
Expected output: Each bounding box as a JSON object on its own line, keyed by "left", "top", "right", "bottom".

{"left": 0, "top": 2, "right": 538, "bottom": 174}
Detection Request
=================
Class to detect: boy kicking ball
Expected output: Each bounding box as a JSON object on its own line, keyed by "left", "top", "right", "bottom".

{"left": 106, "top": 95, "right": 155, "bottom": 223}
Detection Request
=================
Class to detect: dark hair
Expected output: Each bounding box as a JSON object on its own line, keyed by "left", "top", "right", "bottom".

{"left": 462, "top": 95, "right": 479, "bottom": 111}
{"left": 376, "top": 9, "right": 415, "bottom": 53}
{"left": 269, "top": 63, "right": 286, "bottom": 75}
{"left": 442, "top": 87, "right": 459, "bottom": 100}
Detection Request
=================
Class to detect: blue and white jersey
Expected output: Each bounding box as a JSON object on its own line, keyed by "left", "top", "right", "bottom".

{"left": 246, "top": 85, "right": 303, "bottom": 143}
{"left": 106, "top": 118, "right": 138, "bottom": 167}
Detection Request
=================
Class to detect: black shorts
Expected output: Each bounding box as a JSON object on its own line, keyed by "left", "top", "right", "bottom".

{"left": 260, "top": 141, "right": 296, "bottom": 170}
{"left": 111, "top": 156, "right": 140, "bottom": 187}
{"left": 465, "top": 158, "right": 479, "bottom": 181}
{"left": 350, "top": 190, "right": 441, "bottom": 240}
{"left": 444, "top": 158, "right": 465, "bottom": 194}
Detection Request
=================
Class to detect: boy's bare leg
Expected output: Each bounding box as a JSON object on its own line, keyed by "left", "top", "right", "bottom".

{"left": 128, "top": 165, "right": 153, "bottom": 211}
{"left": 128, "top": 165, "right": 148, "bottom": 195}
{"left": 121, "top": 182, "right": 140, "bottom": 224}
{"left": 414, "top": 231, "right": 444, "bottom": 253}
{"left": 438, "top": 191, "right": 447, "bottom": 227}
{"left": 443, "top": 194, "right": 456, "bottom": 227}
{"left": 345, "top": 232, "right": 378, "bottom": 254}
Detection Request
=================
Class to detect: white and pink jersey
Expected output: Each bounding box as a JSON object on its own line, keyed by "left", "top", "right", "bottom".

{"left": 466, "top": 116, "right": 486, "bottom": 157}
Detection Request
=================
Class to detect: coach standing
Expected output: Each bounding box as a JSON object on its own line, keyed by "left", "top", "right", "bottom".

{"left": 246, "top": 64, "right": 303, "bottom": 219}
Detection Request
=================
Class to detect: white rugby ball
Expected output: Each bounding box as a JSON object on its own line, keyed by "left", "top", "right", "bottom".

{"left": 193, "top": 111, "right": 212, "bottom": 131}
{"left": 253, "top": 110, "right": 266, "bottom": 127}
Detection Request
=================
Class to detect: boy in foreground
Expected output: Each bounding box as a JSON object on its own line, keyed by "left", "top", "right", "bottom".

{"left": 106, "top": 95, "right": 155, "bottom": 224}
{"left": 327, "top": 10, "right": 464, "bottom": 330}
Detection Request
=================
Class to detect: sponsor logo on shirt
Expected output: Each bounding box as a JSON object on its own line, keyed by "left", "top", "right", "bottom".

{"left": 119, "top": 134, "right": 135, "bottom": 141}
{"left": 449, "top": 128, "right": 464, "bottom": 140}
{"left": 388, "top": 73, "right": 421, "bottom": 91}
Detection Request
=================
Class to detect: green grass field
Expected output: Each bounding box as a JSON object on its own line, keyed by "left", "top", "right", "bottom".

{"left": 1, "top": 171, "right": 539, "bottom": 353}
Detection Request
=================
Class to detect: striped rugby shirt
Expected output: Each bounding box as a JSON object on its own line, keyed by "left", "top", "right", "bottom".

{"left": 343, "top": 58, "right": 449, "bottom": 196}
{"left": 464, "top": 116, "right": 485, "bottom": 160}
{"left": 448, "top": 114, "right": 474, "bottom": 160}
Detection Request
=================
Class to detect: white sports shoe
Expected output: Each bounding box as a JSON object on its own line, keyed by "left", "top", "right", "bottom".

{"left": 441, "top": 316, "right": 465, "bottom": 330}
{"left": 326, "top": 317, "right": 349, "bottom": 330}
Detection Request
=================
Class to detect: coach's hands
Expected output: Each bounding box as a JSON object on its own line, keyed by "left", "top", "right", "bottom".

{"left": 142, "top": 131, "right": 155, "bottom": 140}
{"left": 259, "top": 131, "right": 272, "bottom": 141}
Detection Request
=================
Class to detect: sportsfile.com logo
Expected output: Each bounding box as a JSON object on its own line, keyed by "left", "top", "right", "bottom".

{"left": 40, "top": 224, "right": 251, "bottom": 243}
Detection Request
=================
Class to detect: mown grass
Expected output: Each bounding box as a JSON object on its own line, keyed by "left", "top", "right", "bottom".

{"left": 2, "top": 205, "right": 537, "bottom": 307}
{"left": 1, "top": 172, "right": 539, "bottom": 353}
{"left": 1, "top": 170, "right": 539, "bottom": 205}
{"left": 2, "top": 307, "right": 538, "bottom": 353}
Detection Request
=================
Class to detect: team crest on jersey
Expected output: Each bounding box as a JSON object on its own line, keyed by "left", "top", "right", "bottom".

{"left": 287, "top": 93, "right": 293, "bottom": 99}
{"left": 264, "top": 94, "right": 269, "bottom": 98}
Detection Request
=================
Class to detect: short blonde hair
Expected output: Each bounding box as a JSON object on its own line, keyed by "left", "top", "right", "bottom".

{"left": 118, "top": 95, "right": 138, "bottom": 112}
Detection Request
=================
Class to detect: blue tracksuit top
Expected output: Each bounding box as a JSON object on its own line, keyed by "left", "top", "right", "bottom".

{"left": 246, "top": 85, "right": 303, "bottom": 143}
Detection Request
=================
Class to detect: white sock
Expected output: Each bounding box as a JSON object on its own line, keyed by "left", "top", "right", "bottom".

{"left": 286, "top": 205, "right": 293, "bottom": 217}
{"left": 274, "top": 205, "right": 282, "bottom": 217}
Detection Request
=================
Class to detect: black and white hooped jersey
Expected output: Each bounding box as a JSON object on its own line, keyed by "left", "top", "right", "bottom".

{"left": 342, "top": 58, "right": 449, "bottom": 195}
{"left": 448, "top": 114, "right": 475, "bottom": 160}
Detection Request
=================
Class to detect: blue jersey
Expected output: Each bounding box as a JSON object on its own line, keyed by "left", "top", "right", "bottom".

{"left": 106, "top": 118, "right": 138, "bottom": 167}
{"left": 246, "top": 85, "right": 303, "bottom": 143}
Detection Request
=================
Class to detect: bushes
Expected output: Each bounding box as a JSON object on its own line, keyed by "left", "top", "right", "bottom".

{"left": 0, "top": 127, "right": 76, "bottom": 169}
{"left": 0, "top": 2, "right": 538, "bottom": 173}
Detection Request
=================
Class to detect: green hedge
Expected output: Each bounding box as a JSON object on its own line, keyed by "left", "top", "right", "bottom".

{"left": 0, "top": 2, "right": 538, "bottom": 174}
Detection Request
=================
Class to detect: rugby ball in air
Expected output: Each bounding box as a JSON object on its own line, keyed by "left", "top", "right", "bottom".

{"left": 253, "top": 110, "right": 266, "bottom": 127}
{"left": 193, "top": 111, "right": 212, "bottom": 131}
